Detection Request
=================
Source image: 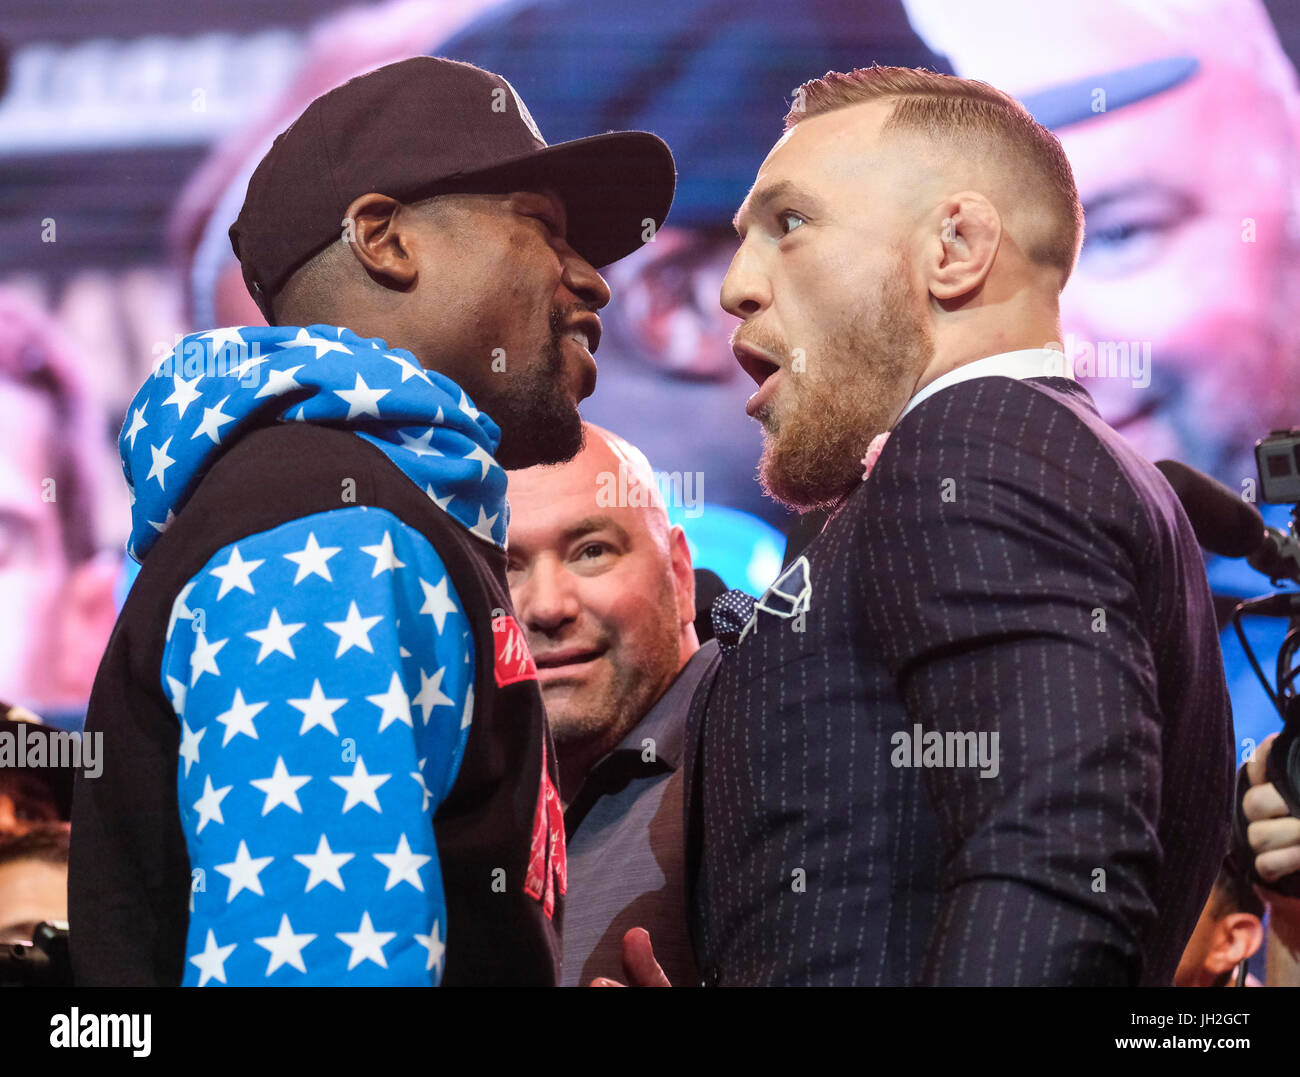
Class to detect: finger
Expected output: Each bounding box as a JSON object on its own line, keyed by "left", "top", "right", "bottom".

{"left": 1256, "top": 844, "right": 1300, "bottom": 884}
{"left": 622, "top": 927, "right": 672, "bottom": 987}
{"left": 589, "top": 977, "right": 626, "bottom": 987}
{"left": 1248, "top": 816, "right": 1300, "bottom": 854}
{"left": 1243, "top": 781, "right": 1290, "bottom": 822}
{"left": 1246, "top": 733, "right": 1278, "bottom": 787}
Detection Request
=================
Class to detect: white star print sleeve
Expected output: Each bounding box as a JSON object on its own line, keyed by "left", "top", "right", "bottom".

{"left": 159, "top": 506, "right": 474, "bottom": 985}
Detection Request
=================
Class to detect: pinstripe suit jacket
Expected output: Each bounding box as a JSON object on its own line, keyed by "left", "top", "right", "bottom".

{"left": 684, "top": 375, "right": 1234, "bottom": 986}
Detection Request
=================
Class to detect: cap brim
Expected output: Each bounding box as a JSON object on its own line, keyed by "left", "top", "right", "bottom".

{"left": 447, "top": 131, "right": 676, "bottom": 268}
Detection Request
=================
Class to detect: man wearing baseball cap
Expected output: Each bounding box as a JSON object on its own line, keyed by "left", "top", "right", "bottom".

{"left": 69, "top": 56, "right": 674, "bottom": 986}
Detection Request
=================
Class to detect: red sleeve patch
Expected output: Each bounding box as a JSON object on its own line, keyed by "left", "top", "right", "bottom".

{"left": 491, "top": 614, "right": 538, "bottom": 687}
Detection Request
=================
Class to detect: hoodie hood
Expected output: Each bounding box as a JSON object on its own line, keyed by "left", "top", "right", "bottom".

{"left": 121, "top": 324, "right": 508, "bottom": 562}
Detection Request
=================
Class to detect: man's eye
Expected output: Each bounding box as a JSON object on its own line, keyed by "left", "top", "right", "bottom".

{"left": 1085, "top": 218, "right": 1168, "bottom": 250}
{"left": 576, "top": 542, "right": 609, "bottom": 560}
{"left": 523, "top": 207, "right": 563, "bottom": 237}
{"left": 779, "top": 212, "right": 805, "bottom": 235}
{"left": 1078, "top": 218, "right": 1173, "bottom": 277}
{"left": 1077, "top": 189, "right": 1191, "bottom": 278}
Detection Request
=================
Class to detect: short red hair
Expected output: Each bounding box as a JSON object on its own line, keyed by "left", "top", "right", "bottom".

{"left": 787, "top": 66, "right": 1084, "bottom": 284}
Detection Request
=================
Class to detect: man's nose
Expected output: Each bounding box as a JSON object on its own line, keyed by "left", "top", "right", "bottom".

{"left": 518, "top": 558, "right": 581, "bottom": 634}
{"left": 719, "top": 243, "right": 769, "bottom": 319}
{"left": 562, "top": 246, "right": 612, "bottom": 311}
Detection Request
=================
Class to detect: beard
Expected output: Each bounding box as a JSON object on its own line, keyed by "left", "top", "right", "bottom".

{"left": 753, "top": 257, "right": 933, "bottom": 512}
{"left": 479, "top": 306, "right": 586, "bottom": 469}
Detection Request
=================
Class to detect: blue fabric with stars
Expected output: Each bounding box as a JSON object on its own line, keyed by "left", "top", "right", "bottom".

{"left": 122, "top": 324, "right": 505, "bottom": 985}
{"left": 121, "top": 324, "right": 509, "bottom": 562}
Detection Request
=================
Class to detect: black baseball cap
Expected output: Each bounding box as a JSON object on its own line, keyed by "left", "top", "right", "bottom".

{"left": 228, "top": 56, "right": 676, "bottom": 324}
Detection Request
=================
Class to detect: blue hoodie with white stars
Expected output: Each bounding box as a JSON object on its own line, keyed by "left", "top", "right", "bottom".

{"left": 119, "top": 323, "right": 508, "bottom": 985}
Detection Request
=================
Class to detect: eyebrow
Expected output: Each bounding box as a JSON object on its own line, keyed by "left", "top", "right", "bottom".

{"left": 507, "top": 513, "right": 634, "bottom": 566}
{"left": 560, "top": 515, "right": 630, "bottom": 546}
{"left": 733, "top": 179, "right": 818, "bottom": 236}
{"left": 512, "top": 187, "right": 568, "bottom": 234}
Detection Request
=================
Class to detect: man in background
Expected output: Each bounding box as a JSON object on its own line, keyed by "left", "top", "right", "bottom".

{"left": 0, "top": 702, "right": 74, "bottom": 839}
{"left": 0, "top": 701, "right": 72, "bottom": 980}
{"left": 507, "top": 424, "right": 708, "bottom": 986}
{"left": 1174, "top": 858, "right": 1265, "bottom": 987}
{"left": 1236, "top": 732, "right": 1300, "bottom": 986}
{"left": 0, "top": 824, "right": 69, "bottom": 947}
{"left": 0, "top": 697, "right": 73, "bottom": 983}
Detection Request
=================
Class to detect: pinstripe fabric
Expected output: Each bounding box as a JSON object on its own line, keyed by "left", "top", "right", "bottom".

{"left": 684, "top": 375, "right": 1234, "bottom": 986}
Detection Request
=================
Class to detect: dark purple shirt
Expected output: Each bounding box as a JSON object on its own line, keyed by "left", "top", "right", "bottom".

{"left": 560, "top": 640, "right": 716, "bottom": 986}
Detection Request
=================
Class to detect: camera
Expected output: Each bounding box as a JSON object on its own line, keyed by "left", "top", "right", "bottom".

{"left": 1228, "top": 433, "right": 1300, "bottom": 896}
{"left": 0, "top": 921, "right": 72, "bottom": 986}
{"left": 1257, "top": 429, "right": 1300, "bottom": 505}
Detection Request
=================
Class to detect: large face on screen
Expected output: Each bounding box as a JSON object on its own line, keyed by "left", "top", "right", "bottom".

{"left": 1057, "top": 60, "right": 1300, "bottom": 485}
{"left": 0, "top": 384, "right": 69, "bottom": 710}
{"left": 0, "top": 339, "right": 115, "bottom": 720}
{"left": 903, "top": 0, "right": 1300, "bottom": 486}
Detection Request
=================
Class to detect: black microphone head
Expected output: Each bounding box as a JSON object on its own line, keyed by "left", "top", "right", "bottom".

{"left": 1155, "top": 459, "right": 1264, "bottom": 558}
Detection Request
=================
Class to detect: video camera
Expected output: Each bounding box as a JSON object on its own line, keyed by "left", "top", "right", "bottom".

{"left": 1257, "top": 428, "right": 1300, "bottom": 505}
{"left": 1157, "top": 433, "right": 1300, "bottom": 897}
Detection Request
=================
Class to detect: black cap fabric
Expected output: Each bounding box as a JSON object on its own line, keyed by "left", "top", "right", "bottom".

{"left": 229, "top": 56, "right": 676, "bottom": 323}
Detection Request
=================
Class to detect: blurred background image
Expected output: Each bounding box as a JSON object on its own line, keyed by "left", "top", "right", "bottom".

{"left": 1, "top": 0, "right": 1295, "bottom": 776}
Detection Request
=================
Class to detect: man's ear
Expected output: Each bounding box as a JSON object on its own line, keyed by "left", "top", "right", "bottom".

{"left": 926, "top": 191, "right": 1001, "bottom": 304}
{"left": 54, "top": 551, "right": 120, "bottom": 703}
{"left": 668, "top": 524, "right": 696, "bottom": 631}
{"left": 1204, "top": 913, "right": 1265, "bottom": 976}
{"left": 341, "top": 192, "right": 419, "bottom": 290}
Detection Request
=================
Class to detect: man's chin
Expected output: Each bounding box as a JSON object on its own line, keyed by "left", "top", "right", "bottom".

{"left": 758, "top": 463, "right": 851, "bottom": 514}
{"left": 495, "top": 405, "right": 585, "bottom": 469}
{"left": 546, "top": 701, "right": 615, "bottom": 750}
{"left": 757, "top": 425, "right": 859, "bottom": 512}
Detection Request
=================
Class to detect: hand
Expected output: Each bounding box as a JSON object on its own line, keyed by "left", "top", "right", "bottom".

{"left": 1242, "top": 734, "right": 1300, "bottom": 983}
{"left": 1244, "top": 734, "right": 1300, "bottom": 883}
{"left": 1244, "top": 734, "right": 1300, "bottom": 945}
{"left": 588, "top": 928, "right": 672, "bottom": 987}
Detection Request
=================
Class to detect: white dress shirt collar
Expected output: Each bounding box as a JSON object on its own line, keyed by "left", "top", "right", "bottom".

{"left": 898, "top": 348, "right": 1073, "bottom": 422}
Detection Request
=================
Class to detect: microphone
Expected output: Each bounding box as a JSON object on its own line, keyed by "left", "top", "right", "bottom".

{"left": 1155, "top": 459, "right": 1300, "bottom": 584}
{"left": 1154, "top": 459, "right": 1262, "bottom": 556}
{"left": 1160, "top": 459, "right": 1300, "bottom": 896}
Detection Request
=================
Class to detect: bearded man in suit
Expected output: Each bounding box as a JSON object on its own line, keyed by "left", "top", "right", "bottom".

{"left": 681, "top": 65, "right": 1234, "bottom": 987}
